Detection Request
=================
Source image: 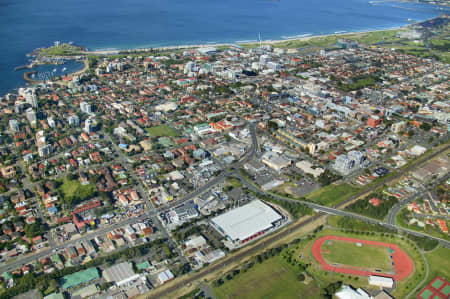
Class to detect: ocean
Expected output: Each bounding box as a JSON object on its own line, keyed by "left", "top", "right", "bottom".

{"left": 0, "top": 0, "right": 447, "bottom": 96}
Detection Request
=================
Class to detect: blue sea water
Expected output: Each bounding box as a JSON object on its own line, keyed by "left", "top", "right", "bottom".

{"left": 0, "top": 0, "right": 447, "bottom": 95}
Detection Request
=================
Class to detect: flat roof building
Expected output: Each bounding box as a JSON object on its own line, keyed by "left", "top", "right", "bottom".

{"left": 368, "top": 275, "right": 394, "bottom": 288}
{"left": 157, "top": 269, "right": 174, "bottom": 285}
{"left": 60, "top": 267, "right": 99, "bottom": 290}
{"left": 103, "top": 262, "right": 140, "bottom": 286}
{"left": 210, "top": 200, "right": 283, "bottom": 247}
{"left": 335, "top": 285, "right": 371, "bottom": 299}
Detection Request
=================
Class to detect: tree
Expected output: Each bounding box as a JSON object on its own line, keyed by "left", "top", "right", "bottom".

{"left": 267, "top": 120, "right": 278, "bottom": 131}
{"left": 99, "top": 281, "right": 113, "bottom": 291}
{"left": 420, "top": 122, "right": 432, "bottom": 131}
{"left": 25, "top": 220, "right": 46, "bottom": 239}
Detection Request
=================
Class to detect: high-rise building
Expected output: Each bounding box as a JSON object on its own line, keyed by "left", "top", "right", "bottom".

{"left": 14, "top": 102, "right": 26, "bottom": 114}
{"left": 9, "top": 119, "right": 20, "bottom": 132}
{"left": 25, "top": 92, "right": 38, "bottom": 108}
{"left": 68, "top": 115, "right": 80, "bottom": 126}
{"left": 84, "top": 118, "right": 95, "bottom": 133}
{"left": 38, "top": 144, "right": 52, "bottom": 157}
{"left": 80, "top": 101, "right": 92, "bottom": 114}
{"left": 47, "top": 117, "right": 56, "bottom": 128}
{"left": 26, "top": 108, "right": 37, "bottom": 125}
{"left": 333, "top": 150, "right": 367, "bottom": 175}
{"left": 19, "top": 87, "right": 38, "bottom": 108}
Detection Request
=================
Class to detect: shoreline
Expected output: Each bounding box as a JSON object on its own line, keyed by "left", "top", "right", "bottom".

{"left": 4, "top": 13, "right": 446, "bottom": 94}
{"left": 86, "top": 27, "right": 408, "bottom": 55}
{"left": 22, "top": 59, "right": 89, "bottom": 85}
{"left": 23, "top": 71, "right": 39, "bottom": 83}
{"left": 83, "top": 14, "right": 448, "bottom": 55}
{"left": 69, "top": 59, "right": 89, "bottom": 76}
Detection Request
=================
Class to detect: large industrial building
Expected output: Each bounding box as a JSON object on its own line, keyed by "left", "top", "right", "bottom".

{"left": 103, "top": 262, "right": 140, "bottom": 286}
{"left": 210, "top": 200, "right": 284, "bottom": 248}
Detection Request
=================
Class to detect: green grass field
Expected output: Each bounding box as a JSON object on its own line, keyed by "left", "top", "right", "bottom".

{"left": 226, "top": 177, "right": 243, "bottom": 188}
{"left": 146, "top": 125, "right": 180, "bottom": 137}
{"left": 321, "top": 240, "right": 393, "bottom": 271}
{"left": 305, "top": 183, "right": 359, "bottom": 207}
{"left": 396, "top": 208, "right": 450, "bottom": 241}
{"left": 38, "top": 43, "right": 84, "bottom": 57}
{"left": 299, "top": 227, "right": 425, "bottom": 298}
{"left": 210, "top": 226, "right": 423, "bottom": 299}
{"left": 212, "top": 256, "right": 321, "bottom": 299}
{"left": 58, "top": 178, "right": 97, "bottom": 201}
{"left": 421, "top": 246, "right": 450, "bottom": 292}
{"left": 238, "top": 28, "right": 403, "bottom": 50}
{"left": 272, "top": 182, "right": 299, "bottom": 196}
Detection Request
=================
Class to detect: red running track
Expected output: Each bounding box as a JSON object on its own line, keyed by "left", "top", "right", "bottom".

{"left": 312, "top": 235, "right": 413, "bottom": 281}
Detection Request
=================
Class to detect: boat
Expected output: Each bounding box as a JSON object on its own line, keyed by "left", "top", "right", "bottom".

{"left": 62, "top": 67, "right": 67, "bottom": 72}
{"left": 52, "top": 68, "right": 57, "bottom": 72}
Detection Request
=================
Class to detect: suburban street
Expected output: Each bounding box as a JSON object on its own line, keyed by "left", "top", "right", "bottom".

{"left": 1, "top": 122, "right": 448, "bottom": 287}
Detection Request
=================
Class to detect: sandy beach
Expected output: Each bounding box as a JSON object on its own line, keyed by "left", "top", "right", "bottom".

{"left": 70, "top": 59, "right": 89, "bottom": 76}
{"left": 86, "top": 26, "right": 410, "bottom": 56}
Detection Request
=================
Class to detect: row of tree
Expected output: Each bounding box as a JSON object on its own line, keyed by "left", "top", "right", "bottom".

{"left": 346, "top": 193, "right": 397, "bottom": 220}
{"left": 0, "top": 238, "right": 168, "bottom": 298}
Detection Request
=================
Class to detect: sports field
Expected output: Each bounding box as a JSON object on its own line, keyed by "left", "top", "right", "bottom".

{"left": 321, "top": 239, "right": 394, "bottom": 272}
{"left": 146, "top": 125, "right": 180, "bottom": 137}
{"left": 417, "top": 276, "right": 450, "bottom": 299}
{"left": 212, "top": 256, "right": 321, "bottom": 299}
{"left": 312, "top": 235, "right": 413, "bottom": 281}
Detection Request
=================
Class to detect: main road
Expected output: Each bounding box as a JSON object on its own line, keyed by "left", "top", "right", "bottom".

{"left": 1, "top": 123, "right": 449, "bottom": 281}
{"left": 235, "top": 173, "right": 450, "bottom": 248}
{"left": 0, "top": 124, "right": 259, "bottom": 273}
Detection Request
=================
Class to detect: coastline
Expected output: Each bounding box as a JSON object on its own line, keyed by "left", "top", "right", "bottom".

{"left": 13, "top": 24, "right": 420, "bottom": 86}
{"left": 3, "top": 10, "right": 446, "bottom": 95}
{"left": 23, "top": 71, "right": 39, "bottom": 83}
{"left": 69, "top": 59, "right": 89, "bottom": 76}
{"left": 84, "top": 15, "right": 445, "bottom": 56}
{"left": 87, "top": 27, "right": 407, "bottom": 55}
{"left": 22, "top": 59, "right": 89, "bottom": 85}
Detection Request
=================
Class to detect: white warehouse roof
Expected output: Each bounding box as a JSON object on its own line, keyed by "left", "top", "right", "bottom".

{"left": 211, "top": 200, "right": 282, "bottom": 242}
{"left": 104, "top": 262, "right": 140, "bottom": 286}
{"left": 368, "top": 275, "right": 394, "bottom": 288}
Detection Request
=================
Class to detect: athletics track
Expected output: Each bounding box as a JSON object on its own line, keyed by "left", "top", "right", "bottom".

{"left": 312, "top": 235, "right": 414, "bottom": 281}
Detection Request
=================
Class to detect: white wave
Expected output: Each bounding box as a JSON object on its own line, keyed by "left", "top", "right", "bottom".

{"left": 281, "top": 33, "right": 312, "bottom": 39}
{"left": 235, "top": 40, "right": 257, "bottom": 43}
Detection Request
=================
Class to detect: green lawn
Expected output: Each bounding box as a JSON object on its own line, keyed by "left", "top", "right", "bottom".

{"left": 212, "top": 256, "right": 321, "bottom": 299}
{"left": 321, "top": 240, "right": 393, "bottom": 271}
{"left": 396, "top": 208, "right": 450, "bottom": 241}
{"left": 211, "top": 226, "right": 424, "bottom": 299}
{"left": 422, "top": 246, "right": 450, "bottom": 288}
{"left": 238, "top": 28, "right": 403, "bottom": 50}
{"left": 146, "top": 125, "right": 180, "bottom": 137}
{"left": 38, "top": 43, "right": 84, "bottom": 57}
{"left": 305, "top": 183, "right": 359, "bottom": 207}
{"left": 58, "top": 178, "right": 97, "bottom": 204}
{"left": 226, "top": 177, "right": 243, "bottom": 188}
{"left": 298, "top": 227, "right": 426, "bottom": 299}
{"left": 272, "top": 182, "right": 298, "bottom": 196}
